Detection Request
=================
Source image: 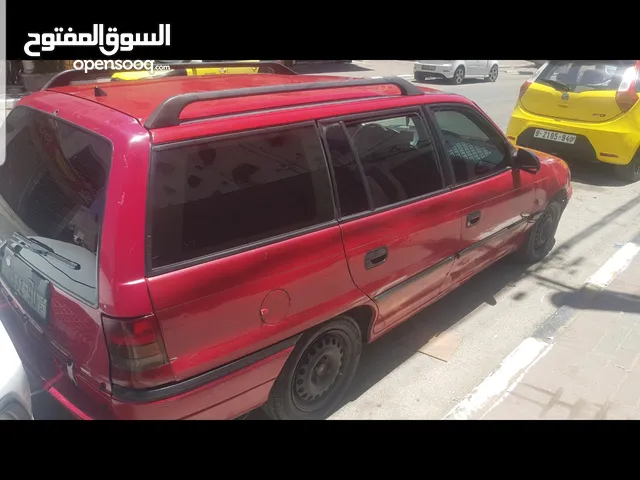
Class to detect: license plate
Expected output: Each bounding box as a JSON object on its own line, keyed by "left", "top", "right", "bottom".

{"left": 1, "top": 249, "right": 50, "bottom": 323}
{"left": 533, "top": 129, "right": 577, "bottom": 144}
{"left": 422, "top": 65, "right": 436, "bottom": 71}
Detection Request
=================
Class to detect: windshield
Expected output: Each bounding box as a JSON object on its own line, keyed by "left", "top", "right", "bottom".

{"left": 0, "top": 107, "right": 112, "bottom": 306}
{"left": 537, "top": 60, "right": 637, "bottom": 93}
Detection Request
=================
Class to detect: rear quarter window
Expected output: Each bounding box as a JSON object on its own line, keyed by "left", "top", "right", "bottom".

{"left": 148, "top": 125, "right": 335, "bottom": 270}
{"left": 0, "top": 106, "right": 112, "bottom": 306}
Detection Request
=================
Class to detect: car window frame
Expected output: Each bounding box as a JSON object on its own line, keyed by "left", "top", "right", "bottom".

{"left": 317, "top": 106, "right": 453, "bottom": 223}
{"left": 425, "top": 102, "right": 514, "bottom": 189}
{"left": 145, "top": 120, "right": 339, "bottom": 277}
{"left": 1, "top": 105, "right": 114, "bottom": 309}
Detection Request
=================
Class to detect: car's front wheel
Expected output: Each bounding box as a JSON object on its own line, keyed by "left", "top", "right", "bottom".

{"left": 414, "top": 71, "right": 427, "bottom": 82}
{"left": 514, "top": 200, "right": 563, "bottom": 264}
{"left": 451, "top": 66, "right": 465, "bottom": 85}
{"left": 264, "top": 315, "right": 362, "bottom": 420}
{"left": 486, "top": 65, "right": 499, "bottom": 82}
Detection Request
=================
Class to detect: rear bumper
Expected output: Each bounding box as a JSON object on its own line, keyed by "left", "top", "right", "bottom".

{"left": 2, "top": 287, "right": 296, "bottom": 419}
{"left": 507, "top": 104, "right": 640, "bottom": 165}
{"left": 414, "top": 63, "right": 454, "bottom": 78}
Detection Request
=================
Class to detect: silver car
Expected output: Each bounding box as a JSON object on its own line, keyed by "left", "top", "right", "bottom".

{"left": 414, "top": 60, "right": 500, "bottom": 84}
{"left": 0, "top": 313, "right": 33, "bottom": 420}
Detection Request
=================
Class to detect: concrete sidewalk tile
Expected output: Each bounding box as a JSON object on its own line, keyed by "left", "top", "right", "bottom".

{"left": 540, "top": 403, "right": 571, "bottom": 420}
{"left": 567, "top": 351, "right": 610, "bottom": 387}
{"left": 482, "top": 390, "right": 545, "bottom": 420}
{"left": 601, "top": 401, "right": 634, "bottom": 420}
{"left": 585, "top": 363, "right": 629, "bottom": 405}
{"left": 612, "top": 256, "right": 640, "bottom": 287}
{"left": 556, "top": 312, "right": 611, "bottom": 351}
{"left": 620, "top": 327, "right": 640, "bottom": 353}
{"left": 519, "top": 364, "right": 571, "bottom": 394}
{"left": 610, "top": 371, "right": 640, "bottom": 406}
{"left": 594, "top": 317, "right": 632, "bottom": 355}
{"left": 535, "top": 343, "right": 587, "bottom": 375}
{"left": 611, "top": 348, "right": 640, "bottom": 371}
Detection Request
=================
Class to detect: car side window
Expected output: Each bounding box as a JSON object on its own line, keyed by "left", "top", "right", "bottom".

{"left": 432, "top": 107, "right": 509, "bottom": 184}
{"left": 325, "top": 113, "right": 444, "bottom": 214}
{"left": 148, "top": 125, "right": 335, "bottom": 270}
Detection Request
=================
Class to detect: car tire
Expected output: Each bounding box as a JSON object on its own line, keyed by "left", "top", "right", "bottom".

{"left": 514, "top": 201, "right": 563, "bottom": 264}
{"left": 451, "top": 66, "right": 465, "bottom": 85}
{"left": 264, "top": 315, "right": 362, "bottom": 420}
{"left": 414, "top": 71, "right": 427, "bottom": 82}
{"left": 486, "top": 65, "right": 499, "bottom": 82}
{"left": 0, "top": 402, "right": 31, "bottom": 420}
{"left": 614, "top": 152, "right": 640, "bottom": 183}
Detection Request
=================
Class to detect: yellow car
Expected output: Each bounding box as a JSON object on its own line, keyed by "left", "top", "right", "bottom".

{"left": 111, "top": 60, "right": 261, "bottom": 81}
{"left": 506, "top": 60, "right": 640, "bottom": 181}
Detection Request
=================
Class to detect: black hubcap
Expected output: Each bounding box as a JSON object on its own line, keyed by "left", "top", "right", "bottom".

{"left": 293, "top": 332, "right": 346, "bottom": 411}
{"left": 533, "top": 209, "right": 555, "bottom": 252}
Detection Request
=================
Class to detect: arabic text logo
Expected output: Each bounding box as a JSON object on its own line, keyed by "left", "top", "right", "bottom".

{"left": 24, "top": 24, "right": 170, "bottom": 57}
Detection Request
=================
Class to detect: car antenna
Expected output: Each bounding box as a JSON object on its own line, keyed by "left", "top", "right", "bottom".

{"left": 94, "top": 86, "right": 107, "bottom": 97}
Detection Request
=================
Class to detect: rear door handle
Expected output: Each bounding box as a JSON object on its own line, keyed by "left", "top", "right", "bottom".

{"left": 365, "top": 247, "right": 388, "bottom": 269}
{"left": 467, "top": 211, "right": 481, "bottom": 227}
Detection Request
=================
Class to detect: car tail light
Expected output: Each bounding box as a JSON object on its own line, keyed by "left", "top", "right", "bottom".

{"left": 615, "top": 61, "right": 640, "bottom": 113}
{"left": 519, "top": 62, "right": 547, "bottom": 100}
{"left": 102, "top": 314, "right": 176, "bottom": 390}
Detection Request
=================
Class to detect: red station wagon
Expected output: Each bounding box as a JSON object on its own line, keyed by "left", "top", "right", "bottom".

{"left": 0, "top": 61, "right": 572, "bottom": 420}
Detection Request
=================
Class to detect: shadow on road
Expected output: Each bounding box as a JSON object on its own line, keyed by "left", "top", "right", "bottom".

{"left": 293, "top": 61, "right": 371, "bottom": 75}
{"left": 562, "top": 161, "right": 629, "bottom": 188}
{"left": 415, "top": 78, "right": 491, "bottom": 86}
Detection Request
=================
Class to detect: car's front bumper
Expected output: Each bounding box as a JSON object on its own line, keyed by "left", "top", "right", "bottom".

{"left": 507, "top": 104, "right": 640, "bottom": 166}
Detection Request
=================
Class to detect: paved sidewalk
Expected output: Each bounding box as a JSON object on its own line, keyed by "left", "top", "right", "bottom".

{"left": 475, "top": 246, "right": 640, "bottom": 420}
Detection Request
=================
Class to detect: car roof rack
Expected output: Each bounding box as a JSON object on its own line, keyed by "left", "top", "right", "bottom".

{"left": 144, "top": 76, "right": 425, "bottom": 129}
{"left": 42, "top": 61, "right": 297, "bottom": 90}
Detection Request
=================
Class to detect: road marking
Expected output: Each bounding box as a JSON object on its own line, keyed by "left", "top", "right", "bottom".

{"left": 586, "top": 242, "right": 640, "bottom": 289}
{"left": 443, "top": 337, "right": 551, "bottom": 420}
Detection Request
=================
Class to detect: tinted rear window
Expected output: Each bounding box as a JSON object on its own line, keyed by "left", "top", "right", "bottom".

{"left": 148, "top": 125, "right": 335, "bottom": 270}
{"left": 537, "top": 60, "right": 636, "bottom": 93}
{"left": 0, "top": 107, "right": 112, "bottom": 305}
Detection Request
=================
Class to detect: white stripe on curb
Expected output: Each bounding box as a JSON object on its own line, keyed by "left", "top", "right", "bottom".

{"left": 443, "top": 337, "right": 551, "bottom": 420}
{"left": 585, "top": 242, "right": 640, "bottom": 290}
{"left": 443, "top": 240, "right": 640, "bottom": 420}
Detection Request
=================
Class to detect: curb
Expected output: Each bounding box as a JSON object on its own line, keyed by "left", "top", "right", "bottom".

{"left": 444, "top": 236, "right": 640, "bottom": 420}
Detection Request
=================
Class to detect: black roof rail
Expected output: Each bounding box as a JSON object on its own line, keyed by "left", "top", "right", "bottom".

{"left": 42, "top": 61, "right": 297, "bottom": 90}
{"left": 144, "top": 76, "right": 425, "bottom": 129}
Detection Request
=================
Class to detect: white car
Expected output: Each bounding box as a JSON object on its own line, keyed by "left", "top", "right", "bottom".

{"left": 0, "top": 313, "right": 33, "bottom": 420}
{"left": 414, "top": 60, "right": 500, "bottom": 84}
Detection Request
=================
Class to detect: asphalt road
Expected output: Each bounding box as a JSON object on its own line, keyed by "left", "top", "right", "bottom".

{"left": 33, "top": 60, "right": 640, "bottom": 420}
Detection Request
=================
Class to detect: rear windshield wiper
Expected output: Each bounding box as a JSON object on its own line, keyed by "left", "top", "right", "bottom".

{"left": 11, "top": 233, "right": 81, "bottom": 271}
{"left": 537, "top": 78, "right": 573, "bottom": 92}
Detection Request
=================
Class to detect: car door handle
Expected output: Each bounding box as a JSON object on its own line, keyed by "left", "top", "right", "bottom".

{"left": 467, "top": 211, "right": 481, "bottom": 227}
{"left": 365, "top": 247, "right": 388, "bottom": 269}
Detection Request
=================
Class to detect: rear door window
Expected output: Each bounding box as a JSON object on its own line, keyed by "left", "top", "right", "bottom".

{"left": 537, "top": 60, "right": 637, "bottom": 93}
{"left": 324, "top": 112, "right": 445, "bottom": 215}
{"left": 0, "top": 107, "right": 112, "bottom": 306}
{"left": 148, "top": 125, "right": 335, "bottom": 271}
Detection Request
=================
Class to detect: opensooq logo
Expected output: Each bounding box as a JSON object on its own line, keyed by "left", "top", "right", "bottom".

{"left": 24, "top": 24, "right": 170, "bottom": 57}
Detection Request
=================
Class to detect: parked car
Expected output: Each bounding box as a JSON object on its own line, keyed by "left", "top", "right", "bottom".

{"left": 111, "top": 60, "right": 263, "bottom": 81}
{"left": 414, "top": 60, "right": 500, "bottom": 84}
{"left": 0, "top": 62, "right": 571, "bottom": 420}
{"left": 507, "top": 60, "right": 640, "bottom": 182}
{"left": 0, "top": 312, "right": 33, "bottom": 420}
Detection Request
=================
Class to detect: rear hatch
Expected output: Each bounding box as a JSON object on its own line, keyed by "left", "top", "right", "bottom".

{"left": 520, "top": 60, "right": 638, "bottom": 123}
{"left": 0, "top": 106, "right": 112, "bottom": 399}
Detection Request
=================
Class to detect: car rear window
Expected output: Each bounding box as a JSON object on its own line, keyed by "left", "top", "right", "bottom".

{"left": 148, "top": 125, "right": 335, "bottom": 270}
{"left": 0, "top": 107, "right": 112, "bottom": 305}
{"left": 537, "top": 60, "right": 637, "bottom": 93}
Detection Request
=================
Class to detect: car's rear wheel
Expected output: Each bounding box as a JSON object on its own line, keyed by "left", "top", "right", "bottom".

{"left": 264, "top": 315, "right": 362, "bottom": 420}
{"left": 0, "top": 402, "right": 31, "bottom": 420}
{"left": 486, "top": 65, "right": 499, "bottom": 82}
{"left": 414, "top": 71, "right": 427, "bottom": 82}
{"left": 451, "top": 66, "right": 465, "bottom": 85}
{"left": 514, "top": 201, "right": 563, "bottom": 264}
{"left": 614, "top": 152, "right": 640, "bottom": 183}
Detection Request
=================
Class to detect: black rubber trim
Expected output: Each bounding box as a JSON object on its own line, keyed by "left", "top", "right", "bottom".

{"left": 456, "top": 216, "right": 533, "bottom": 258}
{"left": 374, "top": 255, "right": 455, "bottom": 302}
{"left": 112, "top": 333, "right": 301, "bottom": 404}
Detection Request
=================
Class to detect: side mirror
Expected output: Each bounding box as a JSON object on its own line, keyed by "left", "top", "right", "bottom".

{"left": 513, "top": 148, "right": 541, "bottom": 174}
